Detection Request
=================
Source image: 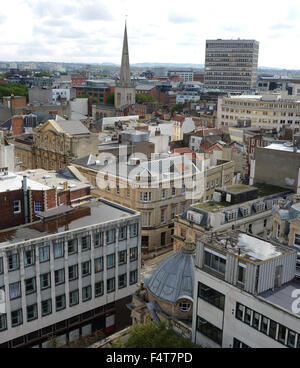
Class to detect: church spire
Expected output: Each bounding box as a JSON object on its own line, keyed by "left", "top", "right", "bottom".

{"left": 119, "top": 21, "right": 132, "bottom": 86}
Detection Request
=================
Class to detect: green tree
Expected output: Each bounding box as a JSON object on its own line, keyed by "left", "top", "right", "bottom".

{"left": 35, "top": 71, "right": 51, "bottom": 77}
{"left": 111, "top": 322, "right": 199, "bottom": 348}
{"left": 0, "top": 82, "right": 28, "bottom": 101}
{"left": 170, "top": 102, "right": 184, "bottom": 116}
{"left": 106, "top": 91, "right": 115, "bottom": 105}
{"left": 136, "top": 93, "right": 158, "bottom": 104}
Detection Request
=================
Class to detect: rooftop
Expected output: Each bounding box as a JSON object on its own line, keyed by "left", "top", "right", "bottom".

{"left": 264, "top": 143, "right": 300, "bottom": 154}
{"left": 0, "top": 199, "right": 137, "bottom": 249}
{"left": 201, "top": 231, "right": 293, "bottom": 264}
{"left": 0, "top": 171, "right": 50, "bottom": 193}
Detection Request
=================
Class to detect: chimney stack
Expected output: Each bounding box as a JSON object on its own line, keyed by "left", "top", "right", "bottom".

{"left": 11, "top": 116, "right": 24, "bottom": 136}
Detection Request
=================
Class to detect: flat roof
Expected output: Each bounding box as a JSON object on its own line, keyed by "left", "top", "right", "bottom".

{"left": 264, "top": 143, "right": 300, "bottom": 154}
{"left": 259, "top": 280, "right": 300, "bottom": 317}
{"left": 219, "top": 184, "right": 257, "bottom": 194}
{"left": 0, "top": 171, "right": 50, "bottom": 193}
{"left": 0, "top": 199, "right": 137, "bottom": 249}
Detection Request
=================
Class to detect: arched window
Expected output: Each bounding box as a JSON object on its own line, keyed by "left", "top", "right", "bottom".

{"left": 179, "top": 302, "right": 191, "bottom": 312}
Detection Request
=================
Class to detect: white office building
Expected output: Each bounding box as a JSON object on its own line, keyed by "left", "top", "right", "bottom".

{"left": 0, "top": 199, "right": 141, "bottom": 348}
{"left": 192, "top": 231, "right": 300, "bottom": 348}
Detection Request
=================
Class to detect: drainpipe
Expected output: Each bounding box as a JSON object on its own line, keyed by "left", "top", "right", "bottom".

{"left": 23, "top": 175, "right": 29, "bottom": 224}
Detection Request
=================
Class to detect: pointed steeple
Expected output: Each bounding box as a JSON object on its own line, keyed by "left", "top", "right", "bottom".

{"left": 119, "top": 21, "right": 133, "bottom": 87}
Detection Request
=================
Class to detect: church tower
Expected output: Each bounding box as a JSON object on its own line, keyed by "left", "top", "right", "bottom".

{"left": 114, "top": 22, "right": 136, "bottom": 110}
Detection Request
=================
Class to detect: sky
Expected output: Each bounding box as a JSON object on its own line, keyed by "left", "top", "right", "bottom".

{"left": 0, "top": 0, "right": 300, "bottom": 69}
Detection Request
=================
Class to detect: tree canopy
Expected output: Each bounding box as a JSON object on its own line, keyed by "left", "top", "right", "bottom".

{"left": 0, "top": 82, "right": 28, "bottom": 101}
{"left": 111, "top": 322, "right": 199, "bottom": 348}
{"left": 106, "top": 91, "right": 115, "bottom": 105}
{"left": 170, "top": 102, "right": 184, "bottom": 116}
{"left": 136, "top": 93, "right": 158, "bottom": 104}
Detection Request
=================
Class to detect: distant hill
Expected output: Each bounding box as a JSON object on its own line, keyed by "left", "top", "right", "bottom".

{"left": 132, "top": 63, "right": 204, "bottom": 69}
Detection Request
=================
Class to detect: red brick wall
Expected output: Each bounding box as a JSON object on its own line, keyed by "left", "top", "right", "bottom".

{"left": 0, "top": 190, "right": 25, "bottom": 230}
{"left": 11, "top": 116, "right": 24, "bottom": 136}
{"left": 46, "top": 189, "right": 57, "bottom": 210}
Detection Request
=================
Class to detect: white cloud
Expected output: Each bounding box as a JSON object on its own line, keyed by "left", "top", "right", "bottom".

{"left": 0, "top": 0, "right": 299, "bottom": 69}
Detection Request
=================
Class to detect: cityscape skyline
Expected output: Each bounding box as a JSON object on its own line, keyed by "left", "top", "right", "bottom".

{"left": 0, "top": 0, "right": 300, "bottom": 69}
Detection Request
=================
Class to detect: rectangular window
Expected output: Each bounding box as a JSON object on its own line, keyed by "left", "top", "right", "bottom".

{"left": 161, "top": 189, "right": 166, "bottom": 200}
{"left": 82, "top": 286, "right": 92, "bottom": 302}
{"left": 0, "top": 257, "right": 3, "bottom": 274}
{"left": 287, "top": 330, "right": 296, "bottom": 348}
{"left": 25, "top": 277, "right": 36, "bottom": 295}
{"left": 34, "top": 201, "right": 42, "bottom": 212}
{"left": 237, "top": 264, "right": 246, "bottom": 285}
{"left": 118, "top": 274, "right": 127, "bottom": 289}
{"left": 41, "top": 299, "right": 52, "bottom": 317}
{"left": 244, "top": 307, "right": 252, "bottom": 325}
{"left": 0, "top": 314, "right": 7, "bottom": 331}
{"left": 24, "top": 249, "right": 35, "bottom": 267}
{"left": 252, "top": 312, "right": 260, "bottom": 330}
{"left": 11, "top": 309, "right": 23, "bottom": 327}
{"left": 56, "top": 294, "right": 66, "bottom": 311}
{"left": 69, "top": 290, "right": 79, "bottom": 306}
{"left": 81, "top": 236, "right": 91, "bottom": 251}
{"left": 95, "top": 232, "right": 104, "bottom": 248}
{"left": 196, "top": 317, "right": 222, "bottom": 346}
{"left": 269, "top": 320, "right": 277, "bottom": 340}
{"left": 27, "top": 304, "right": 38, "bottom": 322}
{"left": 82, "top": 261, "right": 91, "bottom": 277}
{"left": 68, "top": 239, "right": 78, "bottom": 254}
{"left": 118, "top": 251, "right": 127, "bottom": 265}
{"left": 260, "top": 316, "right": 269, "bottom": 334}
{"left": 39, "top": 246, "right": 50, "bottom": 263}
{"left": 53, "top": 240, "right": 64, "bottom": 259}
{"left": 119, "top": 226, "right": 127, "bottom": 241}
{"left": 107, "top": 278, "right": 115, "bottom": 293}
{"left": 55, "top": 269, "right": 65, "bottom": 285}
{"left": 95, "top": 281, "right": 104, "bottom": 297}
{"left": 13, "top": 200, "right": 21, "bottom": 214}
{"left": 107, "top": 254, "right": 115, "bottom": 269}
{"left": 236, "top": 303, "right": 244, "bottom": 321}
{"left": 130, "top": 224, "right": 138, "bottom": 238}
{"left": 161, "top": 209, "right": 166, "bottom": 224}
{"left": 172, "top": 187, "right": 176, "bottom": 197}
{"left": 130, "top": 247, "right": 138, "bottom": 262}
{"left": 198, "top": 282, "right": 225, "bottom": 310}
{"left": 130, "top": 270, "right": 138, "bottom": 285}
{"left": 278, "top": 325, "right": 287, "bottom": 345}
{"left": 294, "top": 234, "right": 300, "bottom": 249}
{"left": 106, "top": 229, "right": 116, "bottom": 244}
{"left": 9, "top": 282, "right": 21, "bottom": 300}
{"left": 40, "top": 273, "right": 51, "bottom": 290}
{"left": 68, "top": 265, "right": 78, "bottom": 281}
{"left": 94, "top": 257, "right": 103, "bottom": 273}
{"left": 233, "top": 338, "right": 251, "bottom": 348}
{"left": 8, "top": 254, "right": 19, "bottom": 271}
{"left": 204, "top": 249, "right": 226, "bottom": 275}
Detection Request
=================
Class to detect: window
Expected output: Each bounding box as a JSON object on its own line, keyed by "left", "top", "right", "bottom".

{"left": 244, "top": 307, "right": 252, "bottom": 325}
{"left": 34, "top": 201, "right": 42, "bottom": 212}
{"left": 106, "top": 229, "right": 115, "bottom": 244}
{"left": 172, "top": 187, "right": 176, "bottom": 197}
{"left": 196, "top": 317, "right": 222, "bottom": 346}
{"left": 40, "top": 273, "right": 51, "bottom": 290}
{"left": 82, "top": 261, "right": 91, "bottom": 277}
{"left": 119, "top": 227, "right": 127, "bottom": 241}
{"left": 25, "top": 277, "right": 36, "bottom": 295}
{"left": 39, "top": 246, "right": 50, "bottom": 263}
{"left": 24, "top": 249, "right": 35, "bottom": 267}
{"left": 92, "top": 232, "right": 103, "bottom": 249}
{"left": 119, "top": 274, "right": 127, "bottom": 289}
{"left": 260, "top": 316, "right": 269, "bottom": 334}
{"left": 107, "top": 254, "right": 115, "bottom": 269}
{"left": 198, "top": 282, "right": 225, "bottom": 310}
{"left": 237, "top": 264, "right": 246, "bottom": 285}
{"left": 181, "top": 185, "right": 186, "bottom": 195}
{"left": 252, "top": 312, "right": 260, "bottom": 330}
{"left": 179, "top": 302, "right": 191, "bottom": 312}
{"left": 11, "top": 309, "right": 23, "bottom": 327}
{"left": 204, "top": 249, "right": 226, "bottom": 275}
{"left": 95, "top": 281, "right": 104, "bottom": 297}
{"left": 107, "top": 278, "right": 115, "bottom": 293}
{"left": 68, "top": 239, "right": 78, "bottom": 254}
{"left": 269, "top": 320, "right": 277, "bottom": 340}
{"left": 171, "top": 207, "right": 175, "bottom": 220}
{"left": 81, "top": 236, "right": 91, "bottom": 251}
{"left": 130, "top": 224, "right": 138, "bottom": 238}
{"left": 8, "top": 254, "right": 19, "bottom": 271}
{"left": 278, "top": 325, "right": 287, "bottom": 345}
{"left": 130, "top": 247, "right": 138, "bottom": 262}
{"left": 27, "top": 304, "right": 38, "bottom": 322}
{"left": 94, "top": 257, "right": 103, "bottom": 273}
{"left": 287, "top": 330, "right": 296, "bottom": 348}
{"left": 118, "top": 251, "right": 127, "bottom": 265}
{"left": 82, "top": 286, "right": 92, "bottom": 302}
{"left": 9, "top": 282, "right": 21, "bottom": 300}
{"left": 69, "top": 290, "right": 79, "bottom": 306}
{"left": 236, "top": 303, "right": 244, "bottom": 321}
{"left": 56, "top": 295, "right": 66, "bottom": 311}
{"left": 116, "top": 185, "right": 120, "bottom": 195}
{"left": 276, "top": 224, "right": 280, "bottom": 239}
{"left": 41, "top": 299, "right": 52, "bottom": 316}
{"left": 53, "top": 240, "right": 64, "bottom": 259}
{"left": 294, "top": 234, "right": 300, "bottom": 249}
{"left": 161, "top": 189, "right": 166, "bottom": 200}
{"left": 233, "top": 338, "right": 251, "bottom": 348}
{"left": 130, "top": 270, "right": 138, "bottom": 285}
{"left": 0, "top": 257, "right": 3, "bottom": 274}
{"left": 140, "top": 192, "right": 151, "bottom": 202}
{"left": 69, "top": 265, "right": 78, "bottom": 281}
{"left": 0, "top": 314, "right": 7, "bottom": 331}
{"left": 161, "top": 209, "right": 166, "bottom": 224}
{"left": 55, "top": 269, "right": 65, "bottom": 285}
{"left": 13, "top": 200, "right": 21, "bottom": 214}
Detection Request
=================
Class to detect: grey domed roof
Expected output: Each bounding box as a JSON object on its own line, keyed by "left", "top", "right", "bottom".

{"left": 144, "top": 249, "right": 195, "bottom": 304}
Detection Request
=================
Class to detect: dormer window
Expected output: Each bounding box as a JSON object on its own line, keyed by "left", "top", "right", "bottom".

{"left": 225, "top": 209, "right": 238, "bottom": 222}
{"left": 255, "top": 202, "right": 265, "bottom": 213}
{"left": 179, "top": 302, "right": 191, "bottom": 313}
{"left": 241, "top": 207, "right": 250, "bottom": 217}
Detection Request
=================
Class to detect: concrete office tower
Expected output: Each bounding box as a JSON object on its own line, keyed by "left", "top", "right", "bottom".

{"left": 114, "top": 22, "right": 136, "bottom": 109}
{"left": 204, "top": 39, "right": 259, "bottom": 94}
